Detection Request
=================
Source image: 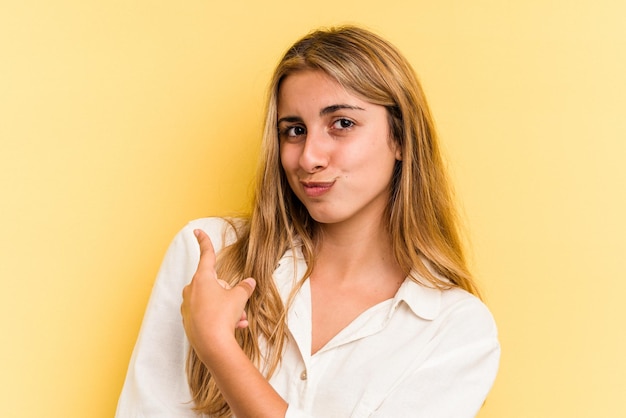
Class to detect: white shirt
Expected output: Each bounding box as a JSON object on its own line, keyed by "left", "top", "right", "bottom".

{"left": 116, "top": 218, "right": 500, "bottom": 418}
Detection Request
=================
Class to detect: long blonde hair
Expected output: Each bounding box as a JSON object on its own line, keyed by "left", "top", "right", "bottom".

{"left": 187, "top": 25, "right": 478, "bottom": 416}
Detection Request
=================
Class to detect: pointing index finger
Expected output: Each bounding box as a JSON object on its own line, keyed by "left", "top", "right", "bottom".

{"left": 194, "top": 229, "right": 217, "bottom": 279}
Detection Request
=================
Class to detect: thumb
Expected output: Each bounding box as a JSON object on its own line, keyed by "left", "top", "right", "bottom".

{"left": 236, "top": 277, "right": 256, "bottom": 300}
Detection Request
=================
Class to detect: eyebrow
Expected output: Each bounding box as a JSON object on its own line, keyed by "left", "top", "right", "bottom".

{"left": 277, "top": 104, "right": 365, "bottom": 125}
{"left": 319, "top": 104, "right": 365, "bottom": 116}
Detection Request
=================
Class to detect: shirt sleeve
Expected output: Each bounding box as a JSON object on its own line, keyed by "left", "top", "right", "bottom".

{"left": 284, "top": 406, "right": 314, "bottom": 418}
{"left": 368, "top": 297, "right": 500, "bottom": 418}
{"left": 115, "top": 218, "right": 230, "bottom": 418}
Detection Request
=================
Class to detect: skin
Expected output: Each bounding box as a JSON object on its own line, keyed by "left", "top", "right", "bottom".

{"left": 278, "top": 70, "right": 405, "bottom": 353}
{"left": 181, "top": 69, "right": 405, "bottom": 417}
{"left": 181, "top": 230, "right": 286, "bottom": 418}
{"left": 278, "top": 70, "right": 401, "bottom": 228}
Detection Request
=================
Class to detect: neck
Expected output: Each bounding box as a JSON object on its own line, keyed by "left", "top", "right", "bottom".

{"left": 313, "top": 217, "right": 403, "bottom": 286}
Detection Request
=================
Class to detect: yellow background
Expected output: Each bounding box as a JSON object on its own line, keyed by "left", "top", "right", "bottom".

{"left": 1, "top": 1, "right": 625, "bottom": 417}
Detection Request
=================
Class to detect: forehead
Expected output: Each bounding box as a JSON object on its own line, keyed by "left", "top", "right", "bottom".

{"left": 277, "top": 70, "right": 366, "bottom": 113}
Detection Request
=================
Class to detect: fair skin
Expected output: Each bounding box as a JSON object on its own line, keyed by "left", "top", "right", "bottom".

{"left": 181, "top": 69, "right": 404, "bottom": 416}
{"left": 278, "top": 70, "right": 405, "bottom": 353}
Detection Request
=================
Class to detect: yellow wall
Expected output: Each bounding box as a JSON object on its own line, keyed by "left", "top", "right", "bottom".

{"left": 1, "top": 1, "right": 624, "bottom": 417}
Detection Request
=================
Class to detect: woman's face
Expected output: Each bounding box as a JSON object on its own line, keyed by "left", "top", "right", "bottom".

{"left": 278, "top": 70, "right": 401, "bottom": 227}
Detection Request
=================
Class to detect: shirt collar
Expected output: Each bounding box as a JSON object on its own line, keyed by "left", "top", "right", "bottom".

{"left": 391, "top": 274, "right": 442, "bottom": 321}
{"left": 279, "top": 244, "right": 444, "bottom": 321}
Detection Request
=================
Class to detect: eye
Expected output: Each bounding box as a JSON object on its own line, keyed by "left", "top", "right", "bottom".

{"left": 279, "top": 125, "right": 306, "bottom": 138}
{"left": 332, "top": 118, "right": 355, "bottom": 130}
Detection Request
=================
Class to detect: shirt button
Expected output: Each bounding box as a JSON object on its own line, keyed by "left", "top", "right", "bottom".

{"left": 300, "top": 370, "right": 307, "bottom": 380}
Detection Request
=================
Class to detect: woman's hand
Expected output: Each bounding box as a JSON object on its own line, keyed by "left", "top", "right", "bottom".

{"left": 181, "top": 229, "right": 288, "bottom": 417}
{"left": 181, "top": 229, "right": 256, "bottom": 364}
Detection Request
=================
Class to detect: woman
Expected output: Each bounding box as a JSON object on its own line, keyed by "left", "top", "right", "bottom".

{"left": 116, "top": 26, "right": 500, "bottom": 417}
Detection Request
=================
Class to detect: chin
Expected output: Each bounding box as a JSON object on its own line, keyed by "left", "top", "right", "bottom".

{"left": 305, "top": 209, "right": 347, "bottom": 225}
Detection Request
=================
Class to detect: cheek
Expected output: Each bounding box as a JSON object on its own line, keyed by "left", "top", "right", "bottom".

{"left": 278, "top": 145, "right": 288, "bottom": 170}
{"left": 279, "top": 144, "right": 298, "bottom": 173}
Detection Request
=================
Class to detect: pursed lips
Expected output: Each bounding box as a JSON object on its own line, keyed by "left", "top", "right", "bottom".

{"left": 299, "top": 180, "right": 335, "bottom": 197}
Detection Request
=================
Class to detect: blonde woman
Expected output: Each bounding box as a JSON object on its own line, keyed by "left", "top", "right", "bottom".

{"left": 116, "top": 26, "right": 500, "bottom": 418}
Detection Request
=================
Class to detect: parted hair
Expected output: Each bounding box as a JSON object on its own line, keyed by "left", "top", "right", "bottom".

{"left": 186, "top": 25, "right": 478, "bottom": 417}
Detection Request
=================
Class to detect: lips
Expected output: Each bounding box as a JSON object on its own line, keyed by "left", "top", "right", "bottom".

{"left": 300, "top": 180, "right": 335, "bottom": 197}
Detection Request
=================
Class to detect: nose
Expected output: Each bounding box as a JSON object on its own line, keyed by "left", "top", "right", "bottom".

{"left": 299, "top": 129, "right": 329, "bottom": 173}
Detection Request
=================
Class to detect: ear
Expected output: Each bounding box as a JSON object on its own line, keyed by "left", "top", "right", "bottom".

{"left": 394, "top": 144, "right": 402, "bottom": 161}
{"left": 389, "top": 135, "right": 402, "bottom": 161}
